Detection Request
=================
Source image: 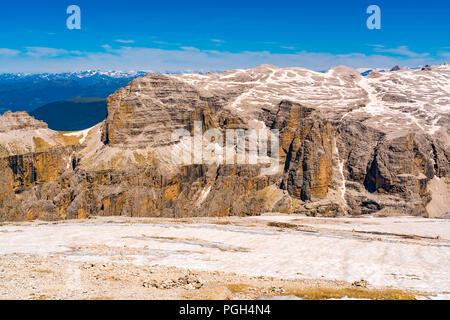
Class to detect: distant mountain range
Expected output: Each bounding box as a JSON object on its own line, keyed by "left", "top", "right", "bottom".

{"left": 0, "top": 71, "right": 146, "bottom": 112}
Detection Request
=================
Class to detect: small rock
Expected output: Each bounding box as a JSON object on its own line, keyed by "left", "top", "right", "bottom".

{"left": 352, "top": 279, "right": 368, "bottom": 288}
{"left": 144, "top": 273, "right": 203, "bottom": 290}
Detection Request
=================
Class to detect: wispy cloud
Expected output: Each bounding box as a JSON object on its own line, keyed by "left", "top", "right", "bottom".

{"left": 280, "top": 46, "right": 296, "bottom": 50}
{"left": 211, "top": 39, "right": 224, "bottom": 43}
{"left": 25, "top": 47, "right": 82, "bottom": 58}
{"left": 151, "top": 40, "right": 182, "bottom": 46}
{"left": 366, "top": 44, "right": 384, "bottom": 48}
{"left": 179, "top": 46, "right": 200, "bottom": 52}
{"left": 0, "top": 48, "right": 21, "bottom": 57}
{"left": 372, "top": 45, "right": 429, "bottom": 58}
{"left": 152, "top": 40, "right": 170, "bottom": 45}
{"left": 0, "top": 46, "right": 447, "bottom": 73}
{"left": 115, "top": 39, "right": 135, "bottom": 44}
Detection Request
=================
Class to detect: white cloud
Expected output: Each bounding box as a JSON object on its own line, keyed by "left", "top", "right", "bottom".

{"left": 179, "top": 46, "right": 200, "bottom": 52}
{"left": 152, "top": 40, "right": 169, "bottom": 45}
{"left": 0, "top": 46, "right": 446, "bottom": 73}
{"left": 367, "top": 44, "right": 384, "bottom": 48}
{"left": 372, "top": 45, "right": 429, "bottom": 58}
{"left": 0, "top": 48, "right": 21, "bottom": 57}
{"left": 25, "top": 47, "right": 82, "bottom": 58}
{"left": 115, "top": 39, "right": 135, "bottom": 44}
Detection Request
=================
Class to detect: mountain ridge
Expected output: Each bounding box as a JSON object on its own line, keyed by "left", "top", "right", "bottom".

{"left": 0, "top": 63, "right": 448, "bottom": 221}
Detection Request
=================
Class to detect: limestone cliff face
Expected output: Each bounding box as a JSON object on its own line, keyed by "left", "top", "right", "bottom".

{"left": 102, "top": 74, "right": 226, "bottom": 148}
{"left": 0, "top": 64, "right": 449, "bottom": 221}
{"left": 7, "top": 148, "right": 74, "bottom": 188}
{"left": 268, "top": 101, "right": 334, "bottom": 201}
{"left": 336, "top": 122, "right": 449, "bottom": 216}
{"left": 0, "top": 146, "right": 77, "bottom": 221}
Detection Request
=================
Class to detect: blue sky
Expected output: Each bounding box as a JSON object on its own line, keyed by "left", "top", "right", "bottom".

{"left": 0, "top": 0, "right": 448, "bottom": 72}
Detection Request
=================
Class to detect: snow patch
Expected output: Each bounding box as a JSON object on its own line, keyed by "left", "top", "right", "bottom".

{"left": 63, "top": 125, "right": 96, "bottom": 144}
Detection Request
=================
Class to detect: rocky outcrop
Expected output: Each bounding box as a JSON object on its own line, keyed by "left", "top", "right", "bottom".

{"left": 0, "top": 111, "right": 48, "bottom": 132}
{"left": 0, "top": 64, "right": 449, "bottom": 221}
{"left": 0, "top": 111, "right": 81, "bottom": 157}
{"left": 101, "top": 74, "right": 226, "bottom": 148}
{"left": 6, "top": 147, "right": 76, "bottom": 188}
{"left": 336, "top": 122, "right": 449, "bottom": 216}
{"left": 0, "top": 146, "right": 78, "bottom": 221}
